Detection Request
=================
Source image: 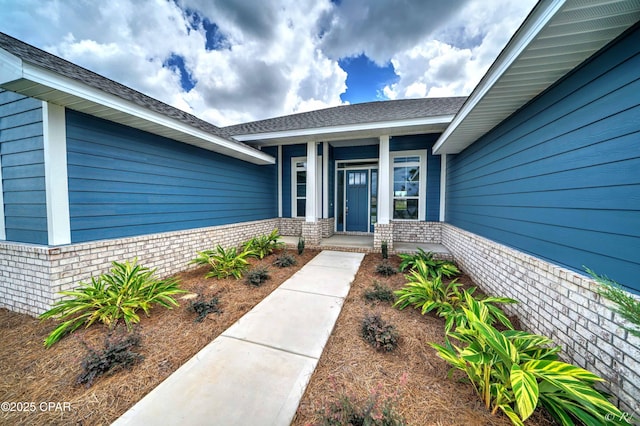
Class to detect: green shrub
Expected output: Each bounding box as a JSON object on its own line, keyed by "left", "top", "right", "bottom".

{"left": 243, "top": 229, "right": 285, "bottom": 259}
{"left": 273, "top": 253, "right": 297, "bottom": 268}
{"left": 189, "top": 296, "right": 222, "bottom": 323}
{"left": 246, "top": 266, "right": 270, "bottom": 286}
{"left": 191, "top": 245, "right": 253, "bottom": 279}
{"left": 318, "top": 382, "right": 406, "bottom": 426}
{"left": 587, "top": 267, "right": 640, "bottom": 338}
{"left": 361, "top": 313, "right": 399, "bottom": 352}
{"left": 431, "top": 298, "right": 626, "bottom": 426}
{"left": 40, "top": 258, "right": 185, "bottom": 348}
{"left": 398, "top": 248, "right": 459, "bottom": 277}
{"left": 364, "top": 281, "right": 395, "bottom": 304}
{"left": 381, "top": 240, "right": 389, "bottom": 259}
{"left": 375, "top": 260, "right": 397, "bottom": 277}
{"left": 298, "top": 237, "right": 305, "bottom": 255}
{"left": 77, "top": 329, "right": 143, "bottom": 387}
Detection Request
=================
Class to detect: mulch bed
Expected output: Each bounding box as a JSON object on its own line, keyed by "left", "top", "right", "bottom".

{"left": 0, "top": 249, "right": 318, "bottom": 425}
{"left": 291, "top": 254, "right": 554, "bottom": 426}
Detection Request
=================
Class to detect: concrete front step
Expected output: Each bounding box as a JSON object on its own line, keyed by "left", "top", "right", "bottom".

{"left": 113, "top": 250, "right": 364, "bottom": 426}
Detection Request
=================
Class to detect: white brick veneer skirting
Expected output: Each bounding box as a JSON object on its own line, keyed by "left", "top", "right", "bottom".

{"left": 441, "top": 223, "right": 639, "bottom": 414}
{"left": 0, "top": 219, "right": 281, "bottom": 316}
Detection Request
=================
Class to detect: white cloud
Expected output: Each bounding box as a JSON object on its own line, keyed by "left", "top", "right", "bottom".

{"left": 382, "top": 0, "right": 537, "bottom": 99}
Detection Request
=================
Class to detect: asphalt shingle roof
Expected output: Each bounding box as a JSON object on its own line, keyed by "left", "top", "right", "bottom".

{"left": 223, "top": 97, "right": 467, "bottom": 136}
{"left": 0, "top": 32, "right": 233, "bottom": 141}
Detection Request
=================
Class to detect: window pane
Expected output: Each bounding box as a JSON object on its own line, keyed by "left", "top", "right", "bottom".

{"left": 296, "top": 171, "right": 306, "bottom": 184}
{"left": 348, "top": 173, "right": 354, "bottom": 185}
{"left": 296, "top": 161, "right": 307, "bottom": 168}
{"left": 393, "top": 198, "right": 418, "bottom": 219}
{"left": 393, "top": 166, "right": 419, "bottom": 196}
{"left": 394, "top": 156, "right": 420, "bottom": 164}
{"left": 297, "top": 184, "right": 306, "bottom": 197}
{"left": 297, "top": 199, "right": 306, "bottom": 217}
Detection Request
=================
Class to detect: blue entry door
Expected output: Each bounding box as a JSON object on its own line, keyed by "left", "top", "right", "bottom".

{"left": 346, "top": 170, "right": 368, "bottom": 232}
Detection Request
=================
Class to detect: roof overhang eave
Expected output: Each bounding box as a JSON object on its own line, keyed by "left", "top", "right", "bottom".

{"left": 0, "top": 53, "right": 274, "bottom": 165}
{"left": 233, "top": 114, "right": 456, "bottom": 145}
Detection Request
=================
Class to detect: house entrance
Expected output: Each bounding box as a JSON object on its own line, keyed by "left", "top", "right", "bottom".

{"left": 336, "top": 161, "right": 378, "bottom": 233}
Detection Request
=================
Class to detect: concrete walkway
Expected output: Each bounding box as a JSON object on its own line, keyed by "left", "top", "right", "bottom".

{"left": 113, "top": 250, "right": 364, "bottom": 426}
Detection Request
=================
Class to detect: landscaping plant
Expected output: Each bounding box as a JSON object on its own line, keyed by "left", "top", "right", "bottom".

{"left": 273, "top": 252, "right": 297, "bottom": 268}
{"left": 431, "top": 297, "right": 626, "bottom": 426}
{"left": 191, "top": 245, "right": 253, "bottom": 279}
{"left": 381, "top": 240, "right": 389, "bottom": 259}
{"left": 398, "top": 248, "right": 459, "bottom": 277}
{"left": 298, "top": 236, "right": 305, "bottom": 255}
{"left": 189, "top": 296, "right": 222, "bottom": 323}
{"left": 243, "top": 229, "right": 284, "bottom": 259}
{"left": 361, "top": 313, "right": 399, "bottom": 352}
{"left": 245, "top": 266, "right": 270, "bottom": 286}
{"left": 587, "top": 267, "right": 640, "bottom": 338}
{"left": 364, "top": 280, "right": 396, "bottom": 304}
{"left": 40, "top": 258, "right": 185, "bottom": 348}
{"left": 76, "top": 329, "right": 143, "bottom": 387}
{"left": 375, "top": 260, "right": 397, "bottom": 277}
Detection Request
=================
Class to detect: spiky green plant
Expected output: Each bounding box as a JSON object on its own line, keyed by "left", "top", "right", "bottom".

{"left": 243, "top": 229, "right": 285, "bottom": 259}
{"left": 397, "top": 248, "right": 459, "bottom": 277}
{"left": 587, "top": 267, "right": 640, "bottom": 338}
{"left": 40, "top": 259, "right": 185, "bottom": 348}
{"left": 191, "top": 245, "right": 253, "bottom": 279}
{"left": 431, "top": 298, "right": 627, "bottom": 426}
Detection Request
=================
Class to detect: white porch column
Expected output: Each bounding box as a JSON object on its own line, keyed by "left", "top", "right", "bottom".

{"left": 305, "top": 141, "right": 317, "bottom": 222}
{"left": 277, "top": 145, "right": 283, "bottom": 218}
{"left": 322, "top": 141, "right": 329, "bottom": 219}
{"left": 378, "top": 135, "right": 391, "bottom": 224}
{"left": 439, "top": 154, "right": 447, "bottom": 222}
{"left": 43, "top": 101, "right": 71, "bottom": 245}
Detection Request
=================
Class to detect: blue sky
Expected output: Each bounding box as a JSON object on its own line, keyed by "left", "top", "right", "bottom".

{"left": 0, "top": 0, "right": 537, "bottom": 125}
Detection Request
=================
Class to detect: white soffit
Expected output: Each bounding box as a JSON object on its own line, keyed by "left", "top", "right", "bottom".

{"left": 0, "top": 58, "right": 274, "bottom": 165}
{"left": 433, "top": 0, "right": 640, "bottom": 155}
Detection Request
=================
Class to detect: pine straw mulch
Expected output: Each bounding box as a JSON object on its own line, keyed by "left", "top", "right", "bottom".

{"left": 292, "top": 254, "right": 555, "bottom": 426}
{"left": 0, "top": 249, "right": 319, "bottom": 426}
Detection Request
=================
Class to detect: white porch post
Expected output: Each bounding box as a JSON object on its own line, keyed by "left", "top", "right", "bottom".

{"left": 378, "top": 135, "right": 390, "bottom": 224}
{"left": 277, "top": 145, "right": 283, "bottom": 218}
{"left": 42, "top": 101, "right": 71, "bottom": 245}
{"left": 322, "top": 141, "right": 329, "bottom": 219}
{"left": 439, "top": 154, "right": 447, "bottom": 222}
{"left": 305, "top": 141, "right": 317, "bottom": 222}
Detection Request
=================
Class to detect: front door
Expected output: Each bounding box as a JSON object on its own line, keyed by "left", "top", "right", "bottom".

{"left": 346, "top": 170, "right": 368, "bottom": 232}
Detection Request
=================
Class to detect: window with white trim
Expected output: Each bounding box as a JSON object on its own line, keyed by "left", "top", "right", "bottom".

{"left": 292, "top": 157, "right": 306, "bottom": 217}
{"left": 391, "top": 152, "right": 425, "bottom": 220}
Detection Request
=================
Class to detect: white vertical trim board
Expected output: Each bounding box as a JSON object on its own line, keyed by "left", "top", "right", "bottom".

{"left": 378, "top": 135, "right": 390, "bottom": 224}
{"left": 42, "top": 101, "right": 71, "bottom": 245}
{"left": 439, "top": 154, "right": 447, "bottom": 222}
{"left": 322, "top": 142, "right": 329, "bottom": 218}
{"left": 0, "top": 154, "right": 6, "bottom": 240}
{"left": 305, "top": 141, "right": 317, "bottom": 222}
{"left": 277, "top": 145, "right": 282, "bottom": 218}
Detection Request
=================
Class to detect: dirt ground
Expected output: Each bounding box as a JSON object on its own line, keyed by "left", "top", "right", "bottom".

{"left": 0, "top": 249, "right": 318, "bottom": 426}
{"left": 291, "top": 254, "right": 554, "bottom": 426}
{"left": 0, "top": 250, "right": 556, "bottom": 426}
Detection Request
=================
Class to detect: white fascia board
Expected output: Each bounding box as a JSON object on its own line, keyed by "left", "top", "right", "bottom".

{"left": 234, "top": 115, "right": 456, "bottom": 142}
{"left": 433, "top": 0, "right": 566, "bottom": 155}
{"left": 0, "top": 49, "right": 23, "bottom": 84}
{"left": 13, "top": 62, "right": 273, "bottom": 165}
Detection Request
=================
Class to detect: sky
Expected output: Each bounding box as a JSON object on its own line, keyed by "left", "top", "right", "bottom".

{"left": 0, "top": 0, "right": 537, "bottom": 126}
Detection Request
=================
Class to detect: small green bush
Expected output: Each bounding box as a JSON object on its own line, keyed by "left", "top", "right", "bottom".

{"left": 381, "top": 240, "right": 389, "bottom": 259}
{"left": 364, "top": 281, "right": 395, "bottom": 304}
{"left": 318, "top": 382, "right": 406, "bottom": 426}
{"left": 273, "top": 253, "right": 297, "bottom": 268}
{"left": 189, "top": 296, "right": 222, "bottom": 323}
{"left": 191, "top": 245, "right": 253, "bottom": 279}
{"left": 588, "top": 267, "right": 640, "bottom": 338}
{"left": 40, "top": 258, "right": 185, "bottom": 348}
{"left": 361, "top": 313, "right": 399, "bottom": 352}
{"left": 77, "top": 330, "right": 144, "bottom": 387}
{"left": 398, "top": 248, "right": 459, "bottom": 278}
{"left": 298, "top": 237, "right": 305, "bottom": 255}
{"left": 375, "top": 260, "right": 397, "bottom": 277}
{"left": 243, "top": 229, "right": 285, "bottom": 259}
{"left": 246, "top": 266, "right": 270, "bottom": 286}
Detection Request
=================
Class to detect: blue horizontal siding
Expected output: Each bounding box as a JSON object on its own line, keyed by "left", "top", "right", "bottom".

{"left": 0, "top": 90, "right": 47, "bottom": 244}
{"left": 66, "top": 110, "right": 276, "bottom": 243}
{"left": 446, "top": 24, "right": 640, "bottom": 291}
